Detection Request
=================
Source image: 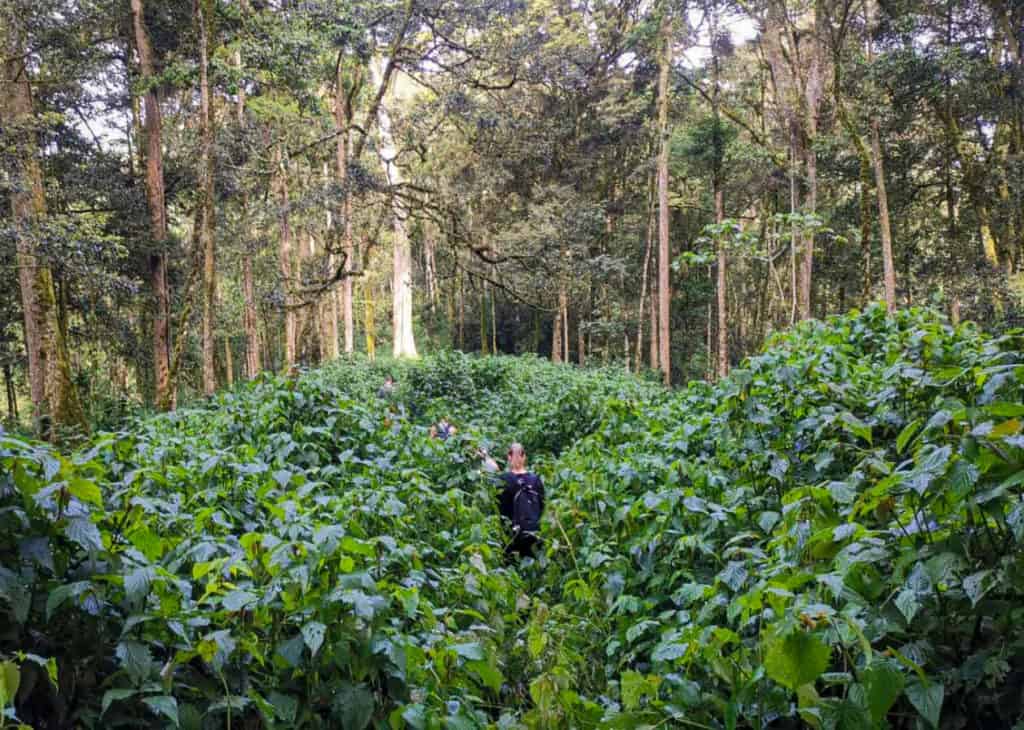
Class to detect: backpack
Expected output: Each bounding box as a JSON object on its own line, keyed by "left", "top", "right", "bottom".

{"left": 511, "top": 477, "right": 541, "bottom": 534}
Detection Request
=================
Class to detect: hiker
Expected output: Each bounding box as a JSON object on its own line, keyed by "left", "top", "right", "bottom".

{"left": 430, "top": 417, "right": 457, "bottom": 440}
{"left": 495, "top": 443, "right": 544, "bottom": 559}
{"left": 377, "top": 374, "right": 395, "bottom": 399}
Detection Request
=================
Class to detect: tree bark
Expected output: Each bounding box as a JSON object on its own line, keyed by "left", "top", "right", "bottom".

{"left": 336, "top": 61, "right": 357, "bottom": 354}
{"left": 656, "top": 5, "right": 672, "bottom": 385}
{"left": 552, "top": 297, "right": 563, "bottom": 363}
{"left": 2, "top": 20, "right": 86, "bottom": 437}
{"left": 649, "top": 270, "right": 658, "bottom": 370}
{"left": 379, "top": 103, "right": 418, "bottom": 359}
{"left": 870, "top": 118, "right": 896, "bottom": 311}
{"left": 130, "top": 0, "right": 172, "bottom": 408}
{"left": 196, "top": 0, "right": 217, "bottom": 396}
{"left": 715, "top": 187, "right": 728, "bottom": 378}
{"left": 3, "top": 362, "right": 16, "bottom": 423}
{"left": 635, "top": 183, "right": 655, "bottom": 372}
{"left": 275, "top": 147, "right": 297, "bottom": 367}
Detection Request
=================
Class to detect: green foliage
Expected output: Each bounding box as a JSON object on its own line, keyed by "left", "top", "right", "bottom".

{"left": 3, "top": 309, "right": 1024, "bottom": 728}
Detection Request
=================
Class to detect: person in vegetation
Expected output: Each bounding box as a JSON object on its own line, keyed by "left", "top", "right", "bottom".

{"left": 492, "top": 443, "right": 544, "bottom": 559}
{"left": 377, "top": 374, "right": 395, "bottom": 399}
{"left": 429, "top": 417, "right": 457, "bottom": 440}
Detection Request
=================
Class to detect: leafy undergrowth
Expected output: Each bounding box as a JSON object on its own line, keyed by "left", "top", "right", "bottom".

{"left": 2, "top": 306, "right": 1023, "bottom": 729}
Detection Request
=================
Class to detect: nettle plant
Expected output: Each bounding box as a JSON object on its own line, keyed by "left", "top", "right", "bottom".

{"left": 1, "top": 310, "right": 1023, "bottom": 730}
{"left": 544, "top": 306, "right": 1024, "bottom": 729}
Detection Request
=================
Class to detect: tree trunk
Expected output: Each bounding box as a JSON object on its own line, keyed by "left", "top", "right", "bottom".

{"left": 715, "top": 186, "right": 728, "bottom": 378}
{"left": 365, "top": 282, "right": 376, "bottom": 360}
{"left": 223, "top": 337, "right": 234, "bottom": 388}
{"left": 2, "top": 22, "right": 86, "bottom": 438}
{"left": 380, "top": 105, "right": 418, "bottom": 359}
{"left": 649, "top": 270, "right": 658, "bottom": 370}
{"left": 552, "top": 299, "right": 563, "bottom": 363}
{"left": 3, "top": 362, "right": 16, "bottom": 422}
{"left": 561, "top": 289, "right": 569, "bottom": 363}
{"left": 635, "top": 184, "right": 655, "bottom": 372}
{"left": 656, "top": 6, "right": 672, "bottom": 385}
{"left": 130, "top": 0, "right": 172, "bottom": 408}
{"left": 870, "top": 118, "right": 896, "bottom": 311}
{"left": 480, "top": 284, "right": 489, "bottom": 355}
{"left": 275, "top": 147, "right": 297, "bottom": 367}
{"left": 196, "top": 0, "right": 217, "bottom": 397}
{"left": 799, "top": 7, "right": 822, "bottom": 321}
{"left": 491, "top": 282, "right": 498, "bottom": 355}
{"left": 336, "top": 61, "right": 356, "bottom": 354}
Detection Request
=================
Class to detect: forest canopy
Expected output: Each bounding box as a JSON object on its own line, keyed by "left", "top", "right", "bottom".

{"left": 1, "top": 0, "right": 1021, "bottom": 435}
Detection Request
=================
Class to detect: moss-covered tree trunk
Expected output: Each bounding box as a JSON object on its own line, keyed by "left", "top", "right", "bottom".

{"left": 3, "top": 17, "right": 86, "bottom": 438}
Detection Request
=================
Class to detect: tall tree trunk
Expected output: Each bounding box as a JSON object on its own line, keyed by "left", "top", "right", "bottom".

{"left": 561, "top": 289, "right": 569, "bottom": 363}
{"left": 336, "top": 61, "right": 357, "bottom": 354}
{"left": 275, "top": 147, "right": 297, "bottom": 367}
{"left": 235, "top": 47, "right": 261, "bottom": 378}
{"left": 799, "top": 6, "right": 822, "bottom": 320}
{"left": 552, "top": 299, "right": 563, "bottom": 363}
{"left": 715, "top": 187, "right": 728, "bottom": 378}
{"left": 480, "top": 284, "right": 489, "bottom": 355}
{"left": 223, "top": 337, "right": 234, "bottom": 388}
{"left": 3, "top": 363, "right": 16, "bottom": 422}
{"left": 380, "top": 105, "right": 418, "bottom": 359}
{"left": 656, "top": 6, "right": 672, "bottom": 385}
{"left": 635, "top": 183, "right": 655, "bottom": 372}
{"left": 491, "top": 283, "right": 498, "bottom": 355}
{"left": 649, "top": 270, "right": 658, "bottom": 370}
{"left": 130, "top": 0, "right": 172, "bottom": 408}
{"left": 2, "top": 21, "right": 86, "bottom": 437}
{"left": 711, "top": 6, "right": 728, "bottom": 379}
{"left": 196, "top": 0, "right": 217, "bottom": 396}
{"left": 870, "top": 118, "right": 896, "bottom": 311}
{"left": 365, "top": 281, "right": 376, "bottom": 360}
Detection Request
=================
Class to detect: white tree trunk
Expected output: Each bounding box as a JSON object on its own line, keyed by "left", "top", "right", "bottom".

{"left": 379, "top": 102, "right": 418, "bottom": 359}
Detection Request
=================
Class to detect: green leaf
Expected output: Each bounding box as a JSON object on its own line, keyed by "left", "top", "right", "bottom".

{"left": 65, "top": 516, "right": 103, "bottom": 552}
{"left": 143, "top": 696, "right": 180, "bottom": 727}
{"left": 466, "top": 660, "right": 503, "bottom": 693}
{"left": 124, "top": 567, "right": 155, "bottom": 603}
{"left": 46, "top": 581, "right": 91, "bottom": 619}
{"left": 452, "top": 642, "right": 485, "bottom": 661}
{"left": 895, "top": 589, "right": 919, "bottom": 623}
{"left": 841, "top": 412, "right": 872, "bottom": 445}
{"left": 276, "top": 635, "right": 305, "bottom": 668}
{"left": 330, "top": 681, "right": 375, "bottom": 730}
{"left": 302, "top": 621, "right": 326, "bottom": 656}
{"left": 101, "top": 688, "right": 138, "bottom": 715}
{"left": 905, "top": 679, "right": 943, "bottom": 728}
{"left": 620, "top": 670, "right": 660, "bottom": 711}
{"left": 115, "top": 640, "right": 153, "bottom": 683}
{"left": 0, "top": 661, "right": 20, "bottom": 706}
{"left": 68, "top": 477, "right": 103, "bottom": 506}
{"left": 764, "top": 631, "right": 831, "bottom": 691}
{"left": 268, "top": 691, "right": 298, "bottom": 723}
{"left": 896, "top": 419, "right": 921, "bottom": 454}
{"left": 221, "top": 590, "right": 257, "bottom": 612}
{"left": 861, "top": 661, "right": 905, "bottom": 724}
{"left": 651, "top": 641, "right": 688, "bottom": 663}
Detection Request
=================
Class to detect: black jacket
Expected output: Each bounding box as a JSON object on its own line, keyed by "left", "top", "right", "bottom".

{"left": 497, "top": 472, "right": 545, "bottom": 523}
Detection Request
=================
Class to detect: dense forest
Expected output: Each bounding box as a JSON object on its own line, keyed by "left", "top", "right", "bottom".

{"left": 3, "top": 0, "right": 1024, "bottom": 729}
{"left": 2, "top": 0, "right": 1021, "bottom": 435}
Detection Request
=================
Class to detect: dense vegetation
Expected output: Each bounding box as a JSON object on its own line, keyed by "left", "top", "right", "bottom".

{"left": 3, "top": 0, "right": 1023, "bottom": 438}
{"left": 2, "top": 306, "right": 1023, "bottom": 729}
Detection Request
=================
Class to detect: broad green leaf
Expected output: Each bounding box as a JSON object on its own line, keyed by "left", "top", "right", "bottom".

{"left": 0, "top": 661, "right": 20, "bottom": 706}
{"left": 905, "top": 679, "right": 943, "bottom": 728}
{"left": 101, "top": 688, "right": 137, "bottom": 715}
{"left": 115, "top": 640, "right": 152, "bottom": 683}
{"left": 466, "top": 660, "right": 503, "bottom": 693}
{"left": 65, "top": 516, "right": 103, "bottom": 552}
{"left": 68, "top": 477, "right": 103, "bottom": 506}
{"left": 330, "top": 681, "right": 375, "bottom": 730}
{"left": 861, "top": 661, "right": 905, "bottom": 724}
{"left": 143, "top": 696, "right": 179, "bottom": 728}
{"left": 124, "top": 567, "right": 155, "bottom": 603}
{"left": 452, "top": 642, "right": 485, "bottom": 661}
{"left": 896, "top": 419, "right": 921, "bottom": 454}
{"left": 764, "top": 631, "right": 831, "bottom": 691}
